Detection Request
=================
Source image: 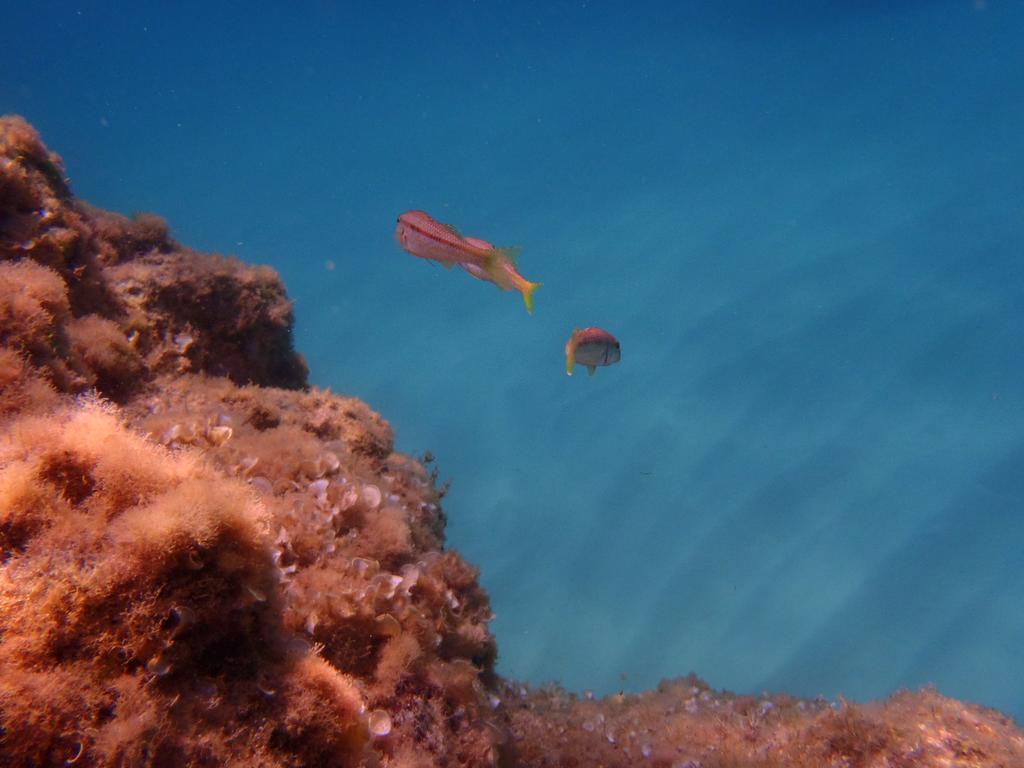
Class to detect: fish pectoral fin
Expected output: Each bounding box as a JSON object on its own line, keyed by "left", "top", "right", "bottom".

{"left": 498, "top": 245, "right": 522, "bottom": 265}
{"left": 483, "top": 252, "right": 505, "bottom": 284}
{"left": 587, "top": 365, "right": 596, "bottom": 377}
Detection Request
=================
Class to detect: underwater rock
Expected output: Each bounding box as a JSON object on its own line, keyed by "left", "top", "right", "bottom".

{"left": 0, "top": 115, "right": 1021, "bottom": 767}
{"left": 0, "top": 115, "right": 307, "bottom": 398}
{"left": 503, "top": 677, "right": 1024, "bottom": 767}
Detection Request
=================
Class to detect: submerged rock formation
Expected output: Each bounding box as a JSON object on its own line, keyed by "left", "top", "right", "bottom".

{"left": 0, "top": 115, "right": 1021, "bottom": 767}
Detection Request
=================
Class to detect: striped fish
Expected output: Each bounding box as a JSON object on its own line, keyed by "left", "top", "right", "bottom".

{"left": 395, "top": 210, "right": 540, "bottom": 313}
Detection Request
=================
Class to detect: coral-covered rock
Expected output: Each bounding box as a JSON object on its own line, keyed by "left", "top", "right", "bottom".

{"left": 1, "top": 114, "right": 1022, "bottom": 767}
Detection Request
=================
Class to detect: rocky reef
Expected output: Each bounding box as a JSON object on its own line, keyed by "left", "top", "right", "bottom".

{"left": 0, "top": 115, "right": 1021, "bottom": 767}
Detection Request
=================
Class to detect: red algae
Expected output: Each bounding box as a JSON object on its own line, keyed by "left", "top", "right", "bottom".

{"left": 0, "top": 114, "right": 1022, "bottom": 767}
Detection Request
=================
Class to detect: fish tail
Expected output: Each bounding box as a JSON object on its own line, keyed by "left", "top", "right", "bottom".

{"left": 565, "top": 344, "right": 575, "bottom": 376}
{"left": 520, "top": 280, "right": 541, "bottom": 314}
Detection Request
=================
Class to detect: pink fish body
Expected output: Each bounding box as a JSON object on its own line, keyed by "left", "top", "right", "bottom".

{"left": 459, "top": 237, "right": 499, "bottom": 280}
{"left": 395, "top": 211, "right": 540, "bottom": 314}
{"left": 395, "top": 210, "right": 499, "bottom": 269}
{"left": 565, "top": 327, "right": 621, "bottom": 376}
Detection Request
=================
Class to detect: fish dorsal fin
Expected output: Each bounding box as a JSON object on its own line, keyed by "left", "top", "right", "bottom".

{"left": 441, "top": 222, "right": 463, "bottom": 238}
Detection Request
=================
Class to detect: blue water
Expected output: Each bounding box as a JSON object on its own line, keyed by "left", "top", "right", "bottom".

{"left": 5, "top": 1, "right": 1024, "bottom": 720}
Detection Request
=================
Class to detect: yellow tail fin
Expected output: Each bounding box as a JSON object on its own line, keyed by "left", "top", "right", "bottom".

{"left": 521, "top": 281, "right": 541, "bottom": 314}
{"left": 566, "top": 345, "right": 575, "bottom": 376}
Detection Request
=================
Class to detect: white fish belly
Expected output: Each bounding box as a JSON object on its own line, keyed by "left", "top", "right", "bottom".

{"left": 575, "top": 341, "right": 618, "bottom": 367}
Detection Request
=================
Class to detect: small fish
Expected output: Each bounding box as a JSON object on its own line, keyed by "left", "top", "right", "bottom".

{"left": 459, "top": 237, "right": 542, "bottom": 314}
{"left": 565, "top": 327, "right": 621, "bottom": 376}
{"left": 395, "top": 210, "right": 539, "bottom": 313}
